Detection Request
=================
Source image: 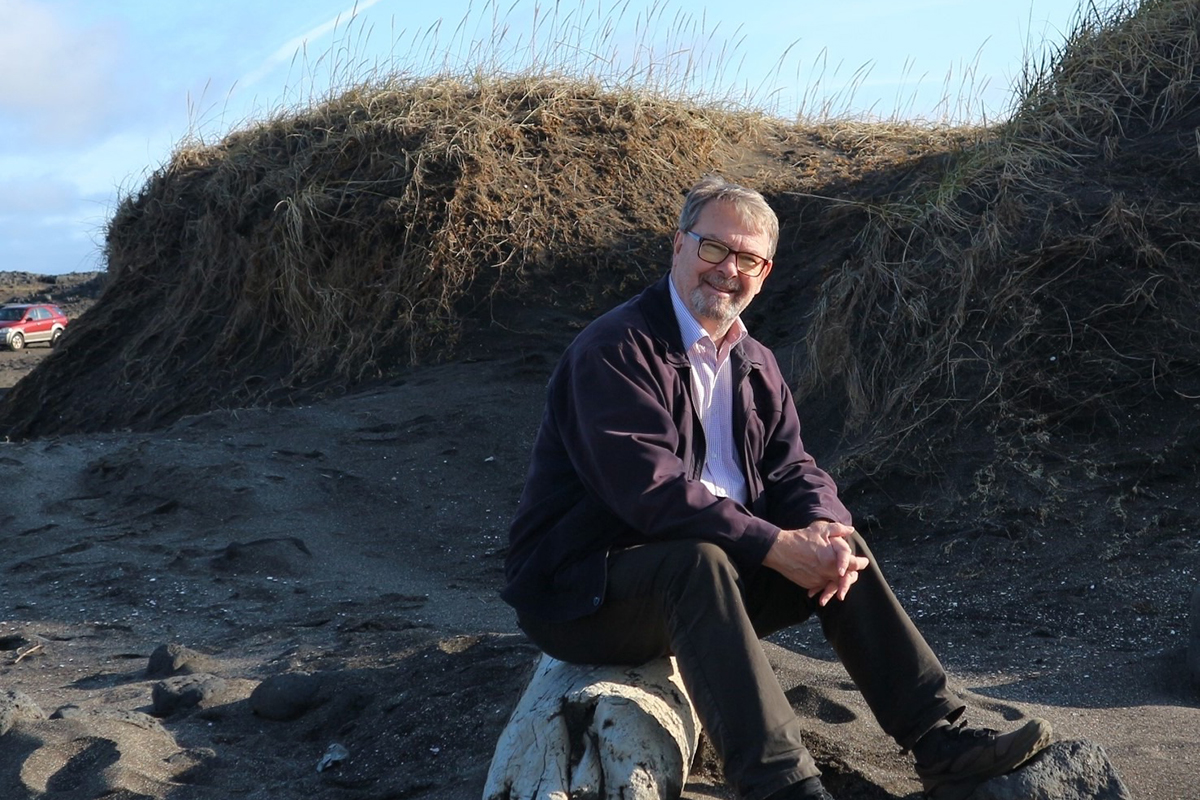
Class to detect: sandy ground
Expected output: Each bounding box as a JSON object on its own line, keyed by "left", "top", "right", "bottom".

{"left": 0, "top": 348, "right": 57, "bottom": 389}
{"left": 0, "top": 343, "right": 1196, "bottom": 799}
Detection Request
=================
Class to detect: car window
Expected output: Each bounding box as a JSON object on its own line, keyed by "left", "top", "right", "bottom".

{"left": 0, "top": 308, "right": 21, "bottom": 321}
{"left": 32, "top": 308, "right": 48, "bottom": 320}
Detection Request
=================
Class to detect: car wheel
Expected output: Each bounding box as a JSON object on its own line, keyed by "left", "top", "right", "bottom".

{"left": 50, "top": 328, "right": 63, "bottom": 348}
{"left": 9, "top": 332, "right": 24, "bottom": 351}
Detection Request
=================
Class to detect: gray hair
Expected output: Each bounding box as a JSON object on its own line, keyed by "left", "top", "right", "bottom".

{"left": 677, "top": 175, "right": 779, "bottom": 257}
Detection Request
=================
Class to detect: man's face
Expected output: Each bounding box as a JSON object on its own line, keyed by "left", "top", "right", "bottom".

{"left": 670, "top": 201, "right": 774, "bottom": 340}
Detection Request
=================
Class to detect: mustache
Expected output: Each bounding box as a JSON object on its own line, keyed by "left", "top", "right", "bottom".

{"left": 705, "top": 275, "right": 742, "bottom": 291}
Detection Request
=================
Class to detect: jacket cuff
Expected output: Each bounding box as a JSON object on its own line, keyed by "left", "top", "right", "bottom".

{"left": 741, "top": 517, "right": 782, "bottom": 567}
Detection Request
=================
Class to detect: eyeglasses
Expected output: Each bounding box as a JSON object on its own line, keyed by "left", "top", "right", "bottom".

{"left": 684, "top": 231, "right": 770, "bottom": 277}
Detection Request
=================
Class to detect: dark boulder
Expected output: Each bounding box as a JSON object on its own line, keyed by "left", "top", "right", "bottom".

{"left": 971, "top": 739, "right": 1132, "bottom": 800}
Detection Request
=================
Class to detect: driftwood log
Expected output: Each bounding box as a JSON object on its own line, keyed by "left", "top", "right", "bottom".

{"left": 484, "top": 655, "right": 700, "bottom": 800}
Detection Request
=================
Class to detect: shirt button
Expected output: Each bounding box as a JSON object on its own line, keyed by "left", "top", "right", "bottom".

{"left": 593, "top": 596, "right": 601, "bottom": 606}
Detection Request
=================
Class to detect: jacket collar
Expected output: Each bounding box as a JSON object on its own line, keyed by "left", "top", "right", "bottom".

{"left": 639, "top": 274, "right": 690, "bottom": 367}
{"left": 639, "top": 274, "right": 763, "bottom": 375}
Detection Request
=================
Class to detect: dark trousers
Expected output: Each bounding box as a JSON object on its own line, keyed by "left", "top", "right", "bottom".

{"left": 518, "top": 535, "right": 963, "bottom": 800}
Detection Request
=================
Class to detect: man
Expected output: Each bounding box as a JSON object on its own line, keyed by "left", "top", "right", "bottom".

{"left": 502, "top": 176, "right": 1050, "bottom": 800}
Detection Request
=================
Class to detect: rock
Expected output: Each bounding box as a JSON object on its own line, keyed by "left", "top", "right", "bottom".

{"left": 211, "top": 536, "right": 313, "bottom": 576}
{"left": 484, "top": 655, "right": 699, "bottom": 800}
{"left": 317, "top": 742, "right": 350, "bottom": 772}
{"left": 151, "top": 673, "right": 251, "bottom": 716}
{"left": 152, "top": 675, "right": 226, "bottom": 716}
{"left": 1189, "top": 583, "right": 1200, "bottom": 689}
{"left": 971, "top": 739, "right": 1132, "bottom": 800}
{"left": 250, "top": 672, "right": 325, "bottom": 721}
{"left": 0, "top": 689, "right": 46, "bottom": 736}
{"left": 146, "top": 643, "right": 219, "bottom": 678}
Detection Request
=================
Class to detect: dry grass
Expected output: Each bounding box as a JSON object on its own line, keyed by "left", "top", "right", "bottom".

{"left": 1011, "top": 0, "right": 1200, "bottom": 145}
{"left": 55, "top": 0, "right": 823, "bottom": 430}
{"left": 4, "top": 0, "right": 839, "bottom": 436}
{"left": 799, "top": 0, "right": 1200, "bottom": 471}
{"left": 114, "top": 75, "right": 772, "bottom": 373}
{"left": 0, "top": 75, "right": 784, "bottom": 433}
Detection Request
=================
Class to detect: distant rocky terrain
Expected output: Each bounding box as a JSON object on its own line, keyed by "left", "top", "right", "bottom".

{"left": 0, "top": 271, "right": 105, "bottom": 318}
{"left": 0, "top": 271, "right": 104, "bottom": 390}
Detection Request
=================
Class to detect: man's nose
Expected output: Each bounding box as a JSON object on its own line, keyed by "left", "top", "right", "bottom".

{"left": 712, "top": 254, "right": 739, "bottom": 276}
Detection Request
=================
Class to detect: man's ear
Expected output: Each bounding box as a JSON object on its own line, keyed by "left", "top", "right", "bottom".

{"left": 672, "top": 231, "right": 684, "bottom": 256}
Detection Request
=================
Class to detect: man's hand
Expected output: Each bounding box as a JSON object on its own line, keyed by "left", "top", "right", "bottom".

{"left": 762, "top": 520, "right": 870, "bottom": 606}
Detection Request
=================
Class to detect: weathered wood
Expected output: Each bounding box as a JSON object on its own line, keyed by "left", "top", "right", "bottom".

{"left": 484, "top": 655, "right": 700, "bottom": 800}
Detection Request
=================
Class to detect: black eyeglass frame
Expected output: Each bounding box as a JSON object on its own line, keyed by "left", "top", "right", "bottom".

{"left": 683, "top": 230, "right": 771, "bottom": 277}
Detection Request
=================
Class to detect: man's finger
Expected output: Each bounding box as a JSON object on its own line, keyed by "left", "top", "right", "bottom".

{"left": 836, "top": 568, "right": 860, "bottom": 601}
{"left": 830, "top": 538, "right": 857, "bottom": 576}
{"left": 826, "top": 524, "right": 856, "bottom": 539}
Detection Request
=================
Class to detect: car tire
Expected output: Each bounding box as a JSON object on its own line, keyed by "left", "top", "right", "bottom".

{"left": 9, "top": 332, "right": 24, "bottom": 351}
{"left": 50, "top": 328, "right": 63, "bottom": 348}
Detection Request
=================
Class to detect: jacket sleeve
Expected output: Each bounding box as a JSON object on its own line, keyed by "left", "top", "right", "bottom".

{"left": 554, "top": 338, "right": 780, "bottom": 567}
{"left": 757, "top": 372, "right": 853, "bottom": 529}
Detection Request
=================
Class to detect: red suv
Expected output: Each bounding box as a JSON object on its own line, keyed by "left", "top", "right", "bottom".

{"left": 0, "top": 304, "right": 69, "bottom": 350}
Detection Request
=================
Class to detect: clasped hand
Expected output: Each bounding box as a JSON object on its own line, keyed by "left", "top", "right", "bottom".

{"left": 762, "top": 520, "right": 870, "bottom": 606}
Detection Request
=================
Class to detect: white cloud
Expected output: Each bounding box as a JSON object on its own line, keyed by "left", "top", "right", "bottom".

{"left": 0, "top": 0, "right": 127, "bottom": 146}
{"left": 239, "top": 0, "right": 387, "bottom": 90}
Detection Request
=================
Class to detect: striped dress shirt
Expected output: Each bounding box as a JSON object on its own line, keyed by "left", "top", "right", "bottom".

{"left": 668, "top": 279, "right": 750, "bottom": 505}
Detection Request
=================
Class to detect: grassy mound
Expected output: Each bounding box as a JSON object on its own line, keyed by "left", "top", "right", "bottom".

{"left": 0, "top": 78, "right": 784, "bottom": 434}
{"left": 802, "top": 0, "right": 1200, "bottom": 468}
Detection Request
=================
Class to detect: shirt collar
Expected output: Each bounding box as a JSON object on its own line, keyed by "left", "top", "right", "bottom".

{"left": 668, "top": 276, "right": 748, "bottom": 352}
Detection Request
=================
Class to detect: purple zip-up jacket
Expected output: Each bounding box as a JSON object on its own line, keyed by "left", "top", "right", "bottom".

{"left": 502, "top": 275, "right": 851, "bottom": 622}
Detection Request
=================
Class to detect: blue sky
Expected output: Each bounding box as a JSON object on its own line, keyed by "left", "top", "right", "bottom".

{"left": 1, "top": 0, "right": 1085, "bottom": 275}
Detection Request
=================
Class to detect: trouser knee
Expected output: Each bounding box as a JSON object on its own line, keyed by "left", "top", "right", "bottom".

{"left": 658, "top": 540, "right": 743, "bottom": 601}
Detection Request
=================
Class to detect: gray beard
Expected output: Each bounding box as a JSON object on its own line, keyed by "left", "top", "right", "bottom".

{"left": 689, "top": 285, "right": 747, "bottom": 331}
